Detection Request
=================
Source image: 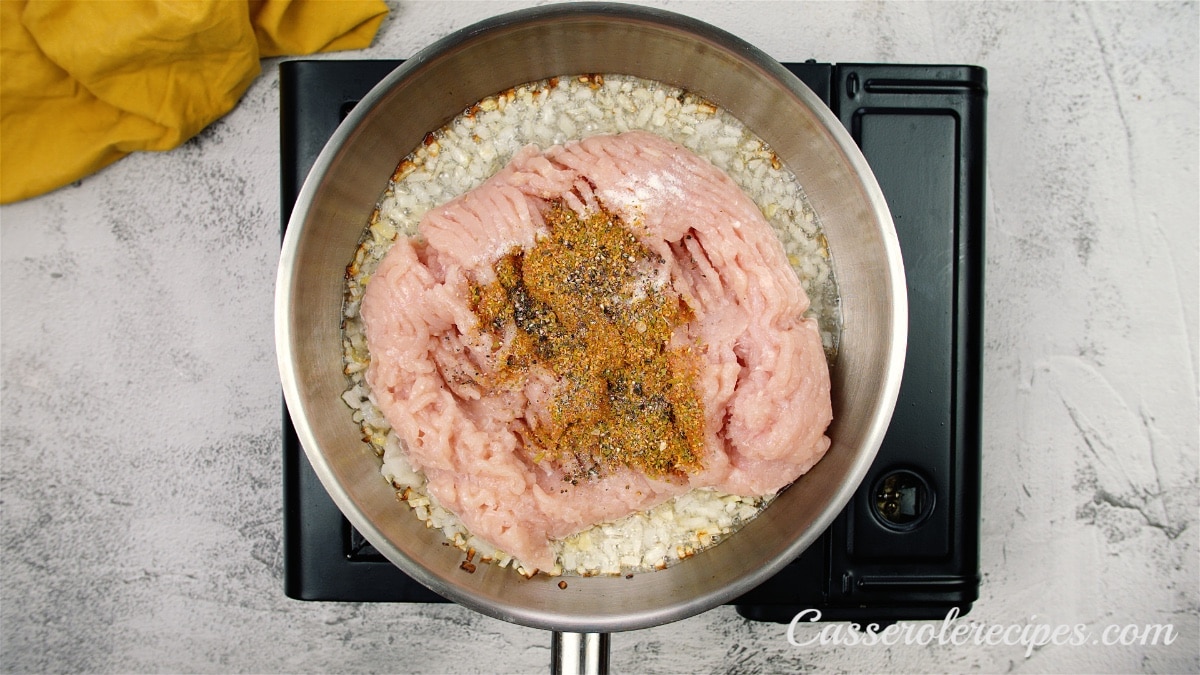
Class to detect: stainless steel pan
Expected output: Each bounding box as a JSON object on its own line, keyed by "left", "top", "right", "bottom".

{"left": 276, "top": 2, "right": 906, "bottom": 668}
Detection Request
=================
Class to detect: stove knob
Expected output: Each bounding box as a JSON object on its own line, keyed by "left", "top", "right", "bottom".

{"left": 871, "top": 469, "right": 934, "bottom": 530}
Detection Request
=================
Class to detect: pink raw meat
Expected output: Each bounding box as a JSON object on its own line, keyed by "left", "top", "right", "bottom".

{"left": 361, "top": 131, "right": 831, "bottom": 571}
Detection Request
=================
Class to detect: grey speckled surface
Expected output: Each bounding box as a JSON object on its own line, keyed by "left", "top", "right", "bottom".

{"left": 2, "top": 1, "right": 1197, "bottom": 673}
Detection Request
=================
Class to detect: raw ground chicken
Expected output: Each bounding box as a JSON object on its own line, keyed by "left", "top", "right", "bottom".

{"left": 341, "top": 74, "right": 839, "bottom": 576}
{"left": 359, "top": 130, "right": 832, "bottom": 573}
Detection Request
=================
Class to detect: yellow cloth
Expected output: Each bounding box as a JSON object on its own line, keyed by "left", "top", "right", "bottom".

{"left": 0, "top": 0, "right": 387, "bottom": 204}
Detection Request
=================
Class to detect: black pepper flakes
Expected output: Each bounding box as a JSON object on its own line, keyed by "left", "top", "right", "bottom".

{"left": 466, "top": 201, "right": 706, "bottom": 481}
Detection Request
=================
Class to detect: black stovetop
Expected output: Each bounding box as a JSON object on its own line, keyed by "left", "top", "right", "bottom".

{"left": 279, "top": 60, "right": 986, "bottom": 623}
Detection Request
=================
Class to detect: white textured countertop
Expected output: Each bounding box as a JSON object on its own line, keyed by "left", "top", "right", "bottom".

{"left": 2, "top": 1, "right": 1197, "bottom": 672}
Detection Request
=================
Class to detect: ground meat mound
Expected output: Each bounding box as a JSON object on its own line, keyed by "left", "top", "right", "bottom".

{"left": 360, "top": 131, "right": 831, "bottom": 571}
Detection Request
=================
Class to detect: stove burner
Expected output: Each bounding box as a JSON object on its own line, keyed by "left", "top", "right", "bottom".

{"left": 279, "top": 60, "right": 986, "bottom": 622}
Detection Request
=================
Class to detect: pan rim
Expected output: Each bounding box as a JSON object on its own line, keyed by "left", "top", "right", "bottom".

{"left": 275, "top": 1, "right": 906, "bottom": 633}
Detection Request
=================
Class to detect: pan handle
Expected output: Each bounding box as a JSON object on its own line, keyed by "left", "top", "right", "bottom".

{"left": 551, "top": 631, "right": 610, "bottom": 675}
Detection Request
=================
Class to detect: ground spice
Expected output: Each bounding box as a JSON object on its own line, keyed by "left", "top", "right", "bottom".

{"left": 468, "top": 201, "right": 704, "bottom": 480}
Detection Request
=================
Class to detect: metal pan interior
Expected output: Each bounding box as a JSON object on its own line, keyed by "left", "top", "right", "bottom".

{"left": 275, "top": 3, "right": 905, "bottom": 633}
